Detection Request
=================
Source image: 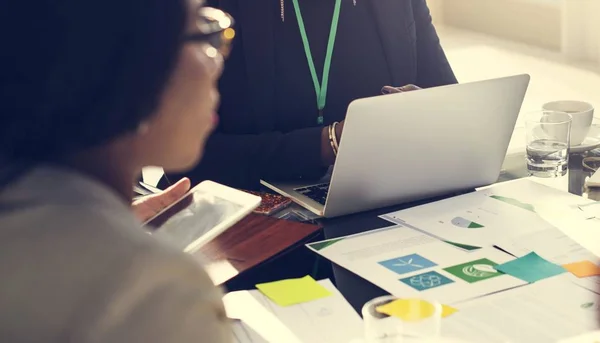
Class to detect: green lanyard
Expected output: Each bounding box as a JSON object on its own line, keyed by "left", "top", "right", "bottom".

{"left": 291, "top": 0, "right": 342, "bottom": 125}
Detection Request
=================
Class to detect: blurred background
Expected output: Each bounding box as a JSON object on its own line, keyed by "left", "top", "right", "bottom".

{"left": 429, "top": 0, "right": 600, "bottom": 155}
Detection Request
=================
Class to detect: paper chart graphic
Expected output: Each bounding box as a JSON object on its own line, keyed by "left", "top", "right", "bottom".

{"left": 443, "top": 258, "right": 502, "bottom": 283}
{"left": 379, "top": 253, "right": 437, "bottom": 275}
{"left": 399, "top": 271, "right": 454, "bottom": 291}
{"left": 489, "top": 195, "right": 536, "bottom": 212}
{"left": 450, "top": 216, "right": 485, "bottom": 229}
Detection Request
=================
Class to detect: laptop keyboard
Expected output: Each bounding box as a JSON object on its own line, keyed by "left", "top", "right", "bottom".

{"left": 294, "top": 183, "right": 330, "bottom": 205}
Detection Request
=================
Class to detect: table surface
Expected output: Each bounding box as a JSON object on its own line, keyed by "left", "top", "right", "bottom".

{"left": 199, "top": 213, "right": 321, "bottom": 285}
{"left": 321, "top": 147, "right": 600, "bottom": 311}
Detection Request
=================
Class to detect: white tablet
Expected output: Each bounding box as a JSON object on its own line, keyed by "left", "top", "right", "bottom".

{"left": 144, "top": 180, "right": 261, "bottom": 254}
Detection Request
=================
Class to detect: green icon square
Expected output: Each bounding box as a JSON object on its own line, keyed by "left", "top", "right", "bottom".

{"left": 443, "top": 258, "right": 503, "bottom": 283}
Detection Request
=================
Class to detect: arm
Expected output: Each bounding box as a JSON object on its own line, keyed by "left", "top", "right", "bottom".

{"left": 412, "top": 0, "right": 458, "bottom": 88}
{"left": 178, "top": 127, "right": 329, "bottom": 189}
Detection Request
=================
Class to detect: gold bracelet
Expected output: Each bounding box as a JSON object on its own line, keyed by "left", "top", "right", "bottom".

{"left": 331, "top": 121, "right": 340, "bottom": 153}
{"left": 328, "top": 123, "right": 338, "bottom": 156}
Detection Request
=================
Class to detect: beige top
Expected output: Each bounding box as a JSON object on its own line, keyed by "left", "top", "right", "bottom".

{"left": 0, "top": 166, "right": 230, "bottom": 343}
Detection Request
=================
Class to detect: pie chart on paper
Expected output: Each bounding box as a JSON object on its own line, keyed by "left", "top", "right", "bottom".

{"left": 451, "top": 216, "right": 484, "bottom": 229}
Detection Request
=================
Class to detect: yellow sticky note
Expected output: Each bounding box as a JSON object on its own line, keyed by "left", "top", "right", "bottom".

{"left": 255, "top": 276, "right": 331, "bottom": 307}
{"left": 563, "top": 260, "right": 600, "bottom": 278}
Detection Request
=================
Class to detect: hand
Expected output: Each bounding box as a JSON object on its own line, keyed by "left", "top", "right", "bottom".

{"left": 132, "top": 178, "right": 191, "bottom": 222}
{"left": 381, "top": 84, "right": 421, "bottom": 94}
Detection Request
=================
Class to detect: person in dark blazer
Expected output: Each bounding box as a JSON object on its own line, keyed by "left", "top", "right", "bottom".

{"left": 169, "top": 0, "right": 457, "bottom": 190}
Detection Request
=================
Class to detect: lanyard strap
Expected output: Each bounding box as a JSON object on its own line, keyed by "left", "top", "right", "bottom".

{"left": 291, "top": 0, "right": 342, "bottom": 125}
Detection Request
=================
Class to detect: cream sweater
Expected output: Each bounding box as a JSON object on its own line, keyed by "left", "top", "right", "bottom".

{"left": 0, "top": 166, "right": 230, "bottom": 343}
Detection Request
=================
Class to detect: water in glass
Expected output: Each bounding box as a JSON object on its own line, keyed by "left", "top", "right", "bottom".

{"left": 526, "top": 139, "right": 568, "bottom": 177}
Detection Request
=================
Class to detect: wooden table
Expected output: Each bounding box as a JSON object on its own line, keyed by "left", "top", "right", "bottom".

{"left": 198, "top": 213, "right": 322, "bottom": 285}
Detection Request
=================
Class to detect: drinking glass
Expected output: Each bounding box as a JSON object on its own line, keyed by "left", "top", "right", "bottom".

{"left": 525, "top": 110, "right": 572, "bottom": 177}
{"left": 361, "top": 296, "right": 442, "bottom": 342}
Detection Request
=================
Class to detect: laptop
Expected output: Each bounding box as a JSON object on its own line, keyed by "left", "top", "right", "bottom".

{"left": 261, "top": 75, "right": 530, "bottom": 218}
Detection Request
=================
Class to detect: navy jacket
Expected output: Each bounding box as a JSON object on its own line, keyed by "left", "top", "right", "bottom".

{"left": 171, "top": 0, "right": 457, "bottom": 190}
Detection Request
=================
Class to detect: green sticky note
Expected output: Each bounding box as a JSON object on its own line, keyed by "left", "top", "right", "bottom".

{"left": 256, "top": 275, "right": 332, "bottom": 306}
{"left": 495, "top": 252, "right": 566, "bottom": 283}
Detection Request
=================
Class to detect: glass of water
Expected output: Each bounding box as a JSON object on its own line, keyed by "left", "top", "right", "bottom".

{"left": 525, "top": 110, "right": 572, "bottom": 177}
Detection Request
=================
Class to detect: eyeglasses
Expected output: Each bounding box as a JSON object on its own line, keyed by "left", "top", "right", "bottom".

{"left": 183, "top": 7, "right": 235, "bottom": 58}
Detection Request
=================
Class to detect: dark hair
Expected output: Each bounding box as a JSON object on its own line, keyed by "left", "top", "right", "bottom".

{"left": 0, "top": 0, "right": 187, "bottom": 162}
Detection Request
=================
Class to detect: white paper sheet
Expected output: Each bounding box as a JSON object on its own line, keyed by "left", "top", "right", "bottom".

{"left": 381, "top": 179, "right": 599, "bottom": 249}
{"left": 557, "top": 329, "right": 600, "bottom": 343}
{"left": 307, "top": 226, "right": 526, "bottom": 304}
{"left": 442, "top": 275, "right": 600, "bottom": 343}
{"left": 534, "top": 206, "right": 600, "bottom": 260}
{"left": 231, "top": 319, "right": 268, "bottom": 343}
{"left": 494, "top": 227, "right": 598, "bottom": 265}
{"left": 492, "top": 226, "right": 600, "bottom": 294}
{"left": 223, "top": 279, "right": 363, "bottom": 343}
{"left": 379, "top": 188, "right": 552, "bottom": 247}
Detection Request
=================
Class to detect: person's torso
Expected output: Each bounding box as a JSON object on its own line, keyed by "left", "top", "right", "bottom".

{"left": 214, "top": 0, "right": 417, "bottom": 134}
{"left": 273, "top": 0, "right": 392, "bottom": 130}
{"left": 0, "top": 166, "right": 224, "bottom": 342}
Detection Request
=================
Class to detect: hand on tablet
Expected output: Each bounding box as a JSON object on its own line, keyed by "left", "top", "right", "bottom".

{"left": 132, "top": 178, "right": 191, "bottom": 222}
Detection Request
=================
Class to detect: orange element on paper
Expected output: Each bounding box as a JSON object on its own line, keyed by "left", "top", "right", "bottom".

{"left": 562, "top": 260, "right": 600, "bottom": 278}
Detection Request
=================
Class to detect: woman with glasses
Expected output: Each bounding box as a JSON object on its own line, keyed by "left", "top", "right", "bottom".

{"left": 0, "top": 0, "right": 233, "bottom": 342}
{"left": 168, "top": 0, "right": 457, "bottom": 189}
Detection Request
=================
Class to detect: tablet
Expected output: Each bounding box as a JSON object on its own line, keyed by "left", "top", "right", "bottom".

{"left": 144, "top": 181, "right": 261, "bottom": 253}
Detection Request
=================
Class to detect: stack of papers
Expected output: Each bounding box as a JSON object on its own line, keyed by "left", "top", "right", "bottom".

{"left": 442, "top": 275, "right": 600, "bottom": 342}
{"left": 304, "top": 179, "right": 600, "bottom": 342}
{"left": 224, "top": 278, "right": 363, "bottom": 343}
{"left": 307, "top": 226, "right": 526, "bottom": 304}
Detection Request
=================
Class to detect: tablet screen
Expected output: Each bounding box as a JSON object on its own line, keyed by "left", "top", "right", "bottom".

{"left": 146, "top": 190, "right": 244, "bottom": 251}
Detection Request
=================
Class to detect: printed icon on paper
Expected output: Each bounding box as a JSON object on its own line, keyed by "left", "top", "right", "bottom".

{"left": 400, "top": 271, "right": 454, "bottom": 291}
{"left": 443, "top": 258, "right": 502, "bottom": 283}
{"left": 580, "top": 302, "right": 600, "bottom": 311}
{"left": 490, "top": 195, "right": 536, "bottom": 212}
{"left": 451, "top": 216, "right": 484, "bottom": 229}
{"left": 378, "top": 253, "right": 437, "bottom": 275}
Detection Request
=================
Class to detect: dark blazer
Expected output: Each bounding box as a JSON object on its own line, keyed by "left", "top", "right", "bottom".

{"left": 171, "top": 0, "right": 457, "bottom": 190}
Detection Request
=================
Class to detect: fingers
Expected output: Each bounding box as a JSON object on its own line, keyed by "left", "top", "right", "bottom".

{"left": 158, "top": 178, "right": 191, "bottom": 207}
{"left": 381, "top": 84, "right": 421, "bottom": 95}
{"left": 381, "top": 86, "right": 402, "bottom": 94}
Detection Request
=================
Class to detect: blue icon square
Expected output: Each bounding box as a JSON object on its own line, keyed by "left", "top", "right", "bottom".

{"left": 399, "top": 271, "right": 454, "bottom": 291}
{"left": 378, "top": 253, "right": 437, "bottom": 275}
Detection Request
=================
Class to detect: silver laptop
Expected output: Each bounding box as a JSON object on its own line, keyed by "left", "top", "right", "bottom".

{"left": 261, "top": 75, "right": 530, "bottom": 218}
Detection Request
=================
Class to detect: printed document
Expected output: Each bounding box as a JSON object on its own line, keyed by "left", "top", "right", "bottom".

{"left": 380, "top": 179, "right": 599, "bottom": 250}
{"left": 307, "top": 226, "right": 526, "bottom": 304}
{"left": 494, "top": 227, "right": 600, "bottom": 293}
{"left": 442, "top": 275, "right": 600, "bottom": 343}
{"left": 231, "top": 319, "right": 268, "bottom": 343}
{"left": 223, "top": 279, "right": 363, "bottom": 343}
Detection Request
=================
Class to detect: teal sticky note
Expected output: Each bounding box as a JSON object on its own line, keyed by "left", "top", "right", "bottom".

{"left": 495, "top": 252, "right": 566, "bottom": 283}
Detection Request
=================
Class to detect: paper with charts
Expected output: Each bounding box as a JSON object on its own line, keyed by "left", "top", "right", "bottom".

{"left": 493, "top": 223, "right": 600, "bottom": 293}
{"left": 223, "top": 279, "right": 363, "bottom": 343}
{"left": 306, "top": 226, "right": 526, "bottom": 304}
{"left": 442, "top": 275, "right": 600, "bottom": 342}
{"left": 379, "top": 179, "right": 598, "bottom": 248}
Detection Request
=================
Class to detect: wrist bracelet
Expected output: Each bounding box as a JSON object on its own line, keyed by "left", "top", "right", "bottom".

{"left": 331, "top": 121, "right": 340, "bottom": 153}
{"left": 328, "top": 123, "right": 338, "bottom": 156}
